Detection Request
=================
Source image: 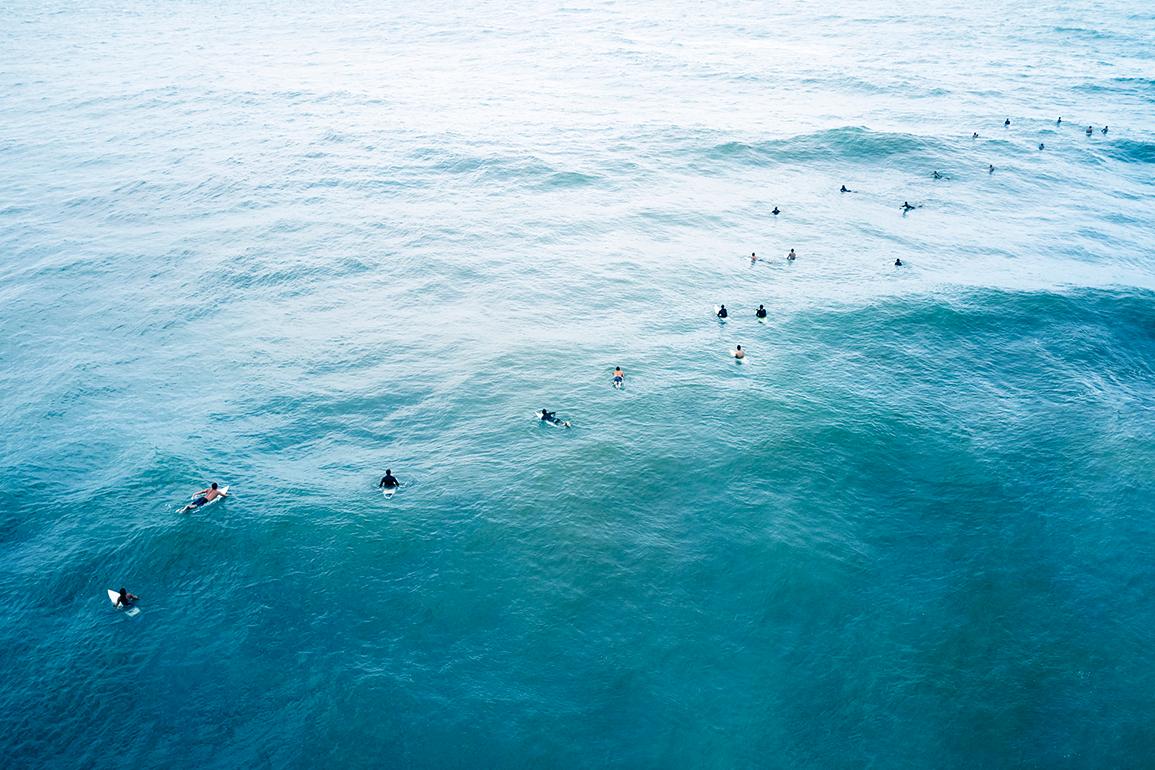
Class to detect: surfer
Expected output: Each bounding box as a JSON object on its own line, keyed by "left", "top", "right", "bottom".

{"left": 1086, "top": 125, "right": 1093, "bottom": 135}
{"left": 612, "top": 367, "right": 624, "bottom": 387}
{"left": 901, "top": 201, "right": 915, "bottom": 212}
{"left": 539, "top": 409, "right": 570, "bottom": 427}
{"left": 755, "top": 304, "right": 767, "bottom": 319}
{"left": 378, "top": 470, "right": 399, "bottom": 490}
{"left": 771, "top": 206, "right": 780, "bottom": 215}
{"left": 932, "top": 171, "right": 943, "bottom": 179}
{"left": 716, "top": 305, "right": 728, "bottom": 319}
{"left": 988, "top": 164, "right": 995, "bottom": 174}
{"left": 894, "top": 258, "right": 903, "bottom": 267}
{"left": 1101, "top": 125, "right": 1108, "bottom": 134}
{"left": 180, "top": 482, "right": 225, "bottom": 513}
{"left": 750, "top": 252, "right": 757, "bottom": 263}
{"left": 787, "top": 248, "right": 796, "bottom": 261}
{"left": 1004, "top": 118, "right": 1011, "bottom": 127}
{"left": 1038, "top": 142, "right": 1045, "bottom": 150}
{"left": 1057, "top": 117, "right": 1062, "bottom": 125}
{"left": 840, "top": 185, "right": 850, "bottom": 193}
{"left": 972, "top": 132, "right": 979, "bottom": 139}
{"left": 733, "top": 345, "right": 745, "bottom": 360}
{"left": 115, "top": 587, "right": 139, "bottom": 608}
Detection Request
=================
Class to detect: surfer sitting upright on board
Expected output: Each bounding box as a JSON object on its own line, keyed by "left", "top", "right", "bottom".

{"left": 379, "top": 470, "right": 399, "bottom": 489}
{"left": 116, "top": 587, "right": 139, "bottom": 607}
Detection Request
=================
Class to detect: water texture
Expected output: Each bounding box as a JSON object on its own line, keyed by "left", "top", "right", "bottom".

{"left": 2, "top": 0, "right": 1154, "bottom": 767}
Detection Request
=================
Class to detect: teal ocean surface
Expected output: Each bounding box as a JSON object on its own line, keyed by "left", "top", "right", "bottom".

{"left": 2, "top": 0, "right": 1154, "bottom": 766}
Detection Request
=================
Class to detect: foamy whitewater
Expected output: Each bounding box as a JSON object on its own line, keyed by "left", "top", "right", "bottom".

{"left": 1, "top": 0, "right": 1154, "bottom": 766}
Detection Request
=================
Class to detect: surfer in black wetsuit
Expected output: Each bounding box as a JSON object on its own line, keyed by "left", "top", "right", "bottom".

{"left": 755, "top": 304, "right": 767, "bottom": 318}
{"left": 840, "top": 185, "right": 850, "bottom": 192}
{"left": 901, "top": 201, "right": 915, "bottom": 212}
{"left": 1086, "top": 125, "right": 1093, "bottom": 135}
{"left": 378, "top": 470, "right": 399, "bottom": 489}
{"left": 894, "top": 258, "right": 903, "bottom": 267}
{"left": 1038, "top": 143, "right": 1045, "bottom": 150}
{"left": 716, "top": 305, "right": 728, "bottom": 319}
{"left": 972, "top": 132, "right": 979, "bottom": 139}
{"left": 771, "top": 206, "right": 780, "bottom": 215}
{"left": 1101, "top": 126, "right": 1108, "bottom": 134}
{"left": 988, "top": 164, "right": 995, "bottom": 174}
{"left": 1004, "top": 118, "right": 1011, "bottom": 127}
{"left": 787, "top": 249, "right": 796, "bottom": 261}
{"left": 932, "top": 171, "right": 943, "bottom": 179}
{"left": 116, "top": 587, "right": 139, "bottom": 607}
{"left": 1057, "top": 117, "right": 1062, "bottom": 125}
{"left": 539, "top": 409, "right": 570, "bottom": 427}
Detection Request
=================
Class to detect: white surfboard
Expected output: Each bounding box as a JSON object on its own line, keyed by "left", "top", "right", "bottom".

{"left": 107, "top": 589, "right": 140, "bottom": 617}
{"left": 382, "top": 486, "right": 398, "bottom": 498}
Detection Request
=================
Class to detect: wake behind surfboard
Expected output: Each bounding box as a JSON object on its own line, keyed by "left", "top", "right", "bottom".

{"left": 107, "top": 589, "right": 140, "bottom": 617}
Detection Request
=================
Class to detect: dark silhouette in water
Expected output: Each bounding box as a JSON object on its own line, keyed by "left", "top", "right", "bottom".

{"left": 894, "top": 258, "right": 903, "bottom": 267}
{"left": 988, "top": 164, "right": 995, "bottom": 174}
{"left": 1004, "top": 118, "right": 1011, "bottom": 127}
{"left": 771, "top": 206, "right": 780, "bottom": 215}
{"left": 1038, "top": 142, "right": 1045, "bottom": 150}
{"left": 932, "top": 171, "right": 943, "bottom": 179}
{"left": 1086, "top": 125, "right": 1093, "bottom": 135}
{"left": 901, "top": 201, "right": 915, "bottom": 212}
{"left": 1102, "top": 126, "right": 1109, "bottom": 134}
{"left": 840, "top": 185, "right": 850, "bottom": 193}
{"left": 1057, "top": 116, "right": 1062, "bottom": 125}
{"left": 972, "top": 132, "right": 979, "bottom": 139}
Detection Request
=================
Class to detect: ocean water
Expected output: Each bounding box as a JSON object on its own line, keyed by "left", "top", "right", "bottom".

{"left": 2, "top": 0, "right": 1155, "bottom": 766}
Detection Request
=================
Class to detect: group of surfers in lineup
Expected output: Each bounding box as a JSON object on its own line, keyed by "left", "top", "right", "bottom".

{"left": 111, "top": 115, "right": 1116, "bottom": 607}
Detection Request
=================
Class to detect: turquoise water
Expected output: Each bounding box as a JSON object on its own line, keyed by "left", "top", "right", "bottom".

{"left": 2, "top": 0, "right": 1155, "bottom": 765}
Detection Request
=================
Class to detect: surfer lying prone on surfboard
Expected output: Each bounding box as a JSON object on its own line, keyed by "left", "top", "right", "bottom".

{"left": 180, "top": 482, "right": 226, "bottom": 513}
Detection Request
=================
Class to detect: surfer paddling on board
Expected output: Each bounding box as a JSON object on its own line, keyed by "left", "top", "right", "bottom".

{"left": 115, "top": 587, "right": 139, "bottom": 608}
{"left": 539, "top": 409, "right": 571, "bottom": 428}
{"left": 378, "top": 470, "right": 400, "bottom": 490}
{"left": 180, "top": 482, "right": 225, "bottom": 513}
